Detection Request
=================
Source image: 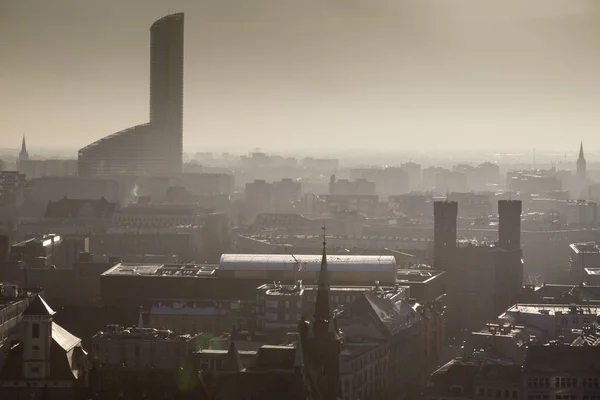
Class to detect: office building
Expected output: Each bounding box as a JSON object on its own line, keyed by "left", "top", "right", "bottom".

{"left": 78, "top": 13, "right": 184, "bottom": 177}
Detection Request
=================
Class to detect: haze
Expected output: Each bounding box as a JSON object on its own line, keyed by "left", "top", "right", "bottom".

{"left": 2, "top": 0, "right": 600, "bottom": 153}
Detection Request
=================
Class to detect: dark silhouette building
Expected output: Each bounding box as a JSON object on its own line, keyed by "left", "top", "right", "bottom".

{"left": 18, "top": 135, "right": 29, "bottom": 163}
{"left": 577, "top": 141, "right": 587, "bottom": 180}
{"left": 433, "top": 201, "right": 458, "bottom": 271}
{"left": 78, "top": 13, "right": 184, "bottom": 178}
{"left": 434, "top": 199, "right": 523, "bottom": 338}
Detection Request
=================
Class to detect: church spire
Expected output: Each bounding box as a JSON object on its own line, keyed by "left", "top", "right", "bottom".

{"left": 577, "top": 141, "right": 587, "bottom": 180}
{"left": 19, "top": 135, "right": 29, "bottom": 162}
{"left": 314, "top": 226, "right": 330, "bottom": 323}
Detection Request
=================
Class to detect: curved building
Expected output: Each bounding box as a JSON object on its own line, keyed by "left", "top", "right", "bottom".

{"left": 218, "top": 254, "right": 397, "bottom": 283}
{"left": 78, "top": 13, "right": 184, "bottom": 177}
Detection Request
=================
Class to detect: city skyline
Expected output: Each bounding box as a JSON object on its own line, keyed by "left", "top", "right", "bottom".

{"left": 2, "top": 0, "right": 600, "bottom": 151}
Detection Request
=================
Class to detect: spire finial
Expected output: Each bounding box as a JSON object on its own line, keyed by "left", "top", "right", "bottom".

{"left": 322, "top": 225, "right": 327, "bottom": 247}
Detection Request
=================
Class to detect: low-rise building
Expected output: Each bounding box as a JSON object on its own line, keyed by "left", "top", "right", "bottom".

{"left": 522, "top": 346, "right": 600, "bottom": 400}
{"left": 498, "top": 304, "right": 600, "bottom": 343}
{"left": 91, "top": 325, "right": 202, "bottom": 370}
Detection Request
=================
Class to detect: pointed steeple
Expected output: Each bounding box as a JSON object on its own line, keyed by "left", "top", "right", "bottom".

{"left": 314, "top": 226, "right": 330, "bottom": 323}
{"left": 19, "top": 135, "right": 29, "bottom": 162}
{"left": 221, "top": 339, "right": 244, "bottom": 372}
{"left": 577, "top": 141, "right": 587, "bottom": 179}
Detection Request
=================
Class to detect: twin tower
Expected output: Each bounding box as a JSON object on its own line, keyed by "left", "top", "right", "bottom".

{"left": 434, "top": 199, "right": 522, "bottom": 268}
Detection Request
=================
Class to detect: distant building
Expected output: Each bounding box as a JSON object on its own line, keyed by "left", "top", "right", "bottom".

{"left": 329, "top": 175, "right": 376, "bottom": 196}
{"left": 498, "top": 304, "right": 600, "bottom": 343}
{"left": 424, "top": 356, "right": 522, "bottom": 400}
{"left": 522, "top": 346, "right": 600, "bottom": 400}
{"left": 111, "top": 203, "right": 205, "bottom": 228}
{"left": 18, "top": 136, "right": 28, "bottom": 163}
{"left": 91, "top": 325, "right": 202, "bottom": 370}
{"left": 577, "top": 141, "right": 587, "bottom": 180}
{"left": 19, "top": 159, "right": 78, "bottom": 179}
{"left": 434, "top": 200, "right": 523, "bottom": 338}
{"left": 0, "top": 295, "right": 89, "bottom": 399}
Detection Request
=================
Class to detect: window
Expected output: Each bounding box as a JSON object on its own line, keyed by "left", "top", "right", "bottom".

{"left": 32, "top": 323, "right": 40, "bottom": 339}
{"left": 30, "top": 366, "right": 40, "bottom": 374}
{"left": 583, "top": 377, "right": 600, "bottom": 389}
{"left": 32, "top": 345, "right": 39, "bottom": 351}
{"left": 556, "top": 395, "right": 576, "bottom": 400}
{"left": 478, "top": 388, "right": 484, "bottom": 397}
{"left": 527, "top": 377, "right": 550, "bottom": 388}
{"left": 555, "top": 377, "right": 577, "bottom": 388}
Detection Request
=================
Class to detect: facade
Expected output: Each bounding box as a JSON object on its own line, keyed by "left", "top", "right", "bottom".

{"left": 111, "top": 203, "right": 205, "bottom": 228}
{"left": 219, "top": 253, "right": 397, "bottom": 284}
{"left": 434, "top": 200, "right": 523, "bottom": 338}
{"left": 522, "top": 346, "right": 600, "bottom": 400}
{"left": 0, "top": 295, "right": 88, "bottom": 400}
{"left": 425, "top": 356, "right": 522, "bottom": 400}
{"left": 91, "top": 325, "right": 201, "bottom": 370}
{"left": 337, "top": 289, "right": 425, "bottom": 400}
{"left": 498, "top": 304, "right": 600, "bottom": 343}
{"left": 19, "top": 159, "right": 78, "bottom": 179}
{"left": 78, "top": 13, "right": 184, "bottom": 177}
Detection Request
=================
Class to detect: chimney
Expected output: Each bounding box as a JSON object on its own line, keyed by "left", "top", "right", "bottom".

{"left": 498, "top": 200, "right": 521, "bottom": 251}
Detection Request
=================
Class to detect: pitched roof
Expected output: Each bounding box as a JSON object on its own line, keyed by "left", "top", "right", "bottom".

{"left": 22, "top": 295, "right": 55, "bottom": 317}
{"left": 44, "top": 197, "right": 116, "bottom": 219}
{"left": 346, "top": 292, "right": 420, "bottom": 336}
{"left": 52, "top": 322, "right": 81, "bottom": 352}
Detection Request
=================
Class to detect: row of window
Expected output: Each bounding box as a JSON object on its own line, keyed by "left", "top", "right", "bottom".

{"left": 478, "top": 387, "right": 518, "bottom": 399}
{"left": 527, "top": 377, "right": 600, "bottom": 389}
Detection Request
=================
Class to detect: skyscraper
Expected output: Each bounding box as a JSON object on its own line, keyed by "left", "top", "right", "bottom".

{"left": 78, "top": 13, "right": 184, "bottom": 177}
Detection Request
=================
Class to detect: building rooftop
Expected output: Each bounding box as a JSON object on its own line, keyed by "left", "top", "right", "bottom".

{"left": 102, "top": 263, "right": 218, "bottom": 277}
{"left": 219, "top": 254, "right": 396, "bottom": 272}
{"left": 503, "top": 304, "right": 600, "bottom": 316}
{"left": 571, "top": 242, "right": 600, "bottom": 254}
{"left": 93, "top": 325, "right": 199, "bottom": 342}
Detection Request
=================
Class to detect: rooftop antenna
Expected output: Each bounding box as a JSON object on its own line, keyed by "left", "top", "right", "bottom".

{"left": 284, "top": 245, "right": 303, "bottom": 282}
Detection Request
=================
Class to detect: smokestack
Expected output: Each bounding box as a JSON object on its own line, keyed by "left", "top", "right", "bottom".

{"left": 433, "top": 201, "right": 457, "bottom": 270}
{"left": 498, "top": 200, "right": 522, "bottom": 251}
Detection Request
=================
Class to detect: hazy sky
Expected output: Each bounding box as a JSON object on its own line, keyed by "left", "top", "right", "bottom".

{"left": 2, "top": 0, "right": 600, "bottom": 153}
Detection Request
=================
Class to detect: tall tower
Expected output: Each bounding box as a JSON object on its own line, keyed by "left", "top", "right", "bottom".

{"left": 433, "top": 201, "right": 458, "bottom": 270}
{"left": 577, "top": 141, "right": 587, "bottom": 180}
{"left": 149, "top": 13, "right": 184, "bottom": 175}
{"left": 19, "top": 135, "right": 29, "bottom": 163}
{"left": 498, "top": 200, "right": 522, "bottom": 251}
{"left": 22, "top": 295, "right": 55, "bottom": 379}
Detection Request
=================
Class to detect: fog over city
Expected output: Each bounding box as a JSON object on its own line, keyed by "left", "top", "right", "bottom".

{"left": 3, "top": 2, "right": 600, "bottom": 400}
{"left": 3, "top": 0, "right": 600, "bottom": 152}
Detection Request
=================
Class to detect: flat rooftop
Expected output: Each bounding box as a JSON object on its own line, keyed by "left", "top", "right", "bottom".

{"left": 396, "top": 269, "right": 445, "bottom": 283}
{"left": 102, "top": 263, "right": 218, "bottom": 277}
{"left": 505, "top": 304, "right": 600, "bottom": 316}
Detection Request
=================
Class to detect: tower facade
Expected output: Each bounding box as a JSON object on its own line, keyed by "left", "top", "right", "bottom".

{"left": 22, "top": 295, "right": 55, "bottom": 379}
{"left": 498, "top": 200, "right": 522, "bottom": 251}
{"left": 78, "top": 13, "right": 184, "bottom": 177}
{"left": 433, "top": 201, "right": 458, "bottom": 270}
{"left": 577, "top": 141, "right": 587, "bottom": 180}
{"left": 150, "top": 13, "right": 184, "bottom": 175}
